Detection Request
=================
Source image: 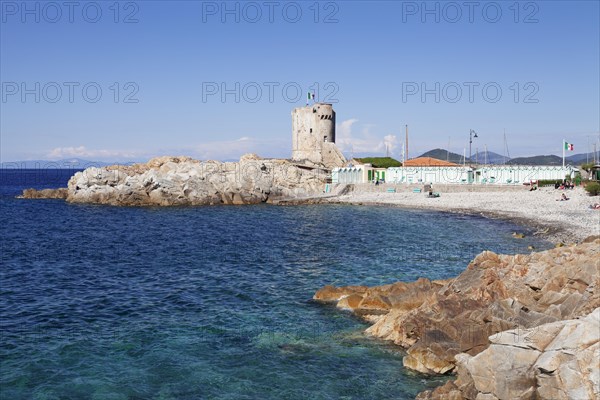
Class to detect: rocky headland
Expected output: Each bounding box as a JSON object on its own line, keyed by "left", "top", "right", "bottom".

{"left": 314, "top": 237, "right": 600, "bottom": 399}
{"left": 21, "top": 154, "right": 331, "bottom": 206}
{"left": 21, "top": 187, "right": 69, "bottom": 199}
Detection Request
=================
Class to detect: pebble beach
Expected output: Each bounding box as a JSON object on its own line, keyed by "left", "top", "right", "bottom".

{"left": 330, "top": 186, "right": 600, "bottom": 244}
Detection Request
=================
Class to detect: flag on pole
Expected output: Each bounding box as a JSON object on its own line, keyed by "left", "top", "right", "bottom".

{"left": 307, "top": 92, "right": 315, "bottom": 101}
{"left": 562, "top": 140, "right": 574, "bottom": 167}
{"left": 564, "top": 141, "right": 574, "bottom": 151}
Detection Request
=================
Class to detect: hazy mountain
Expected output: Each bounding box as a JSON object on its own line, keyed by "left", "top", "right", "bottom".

{"left": 0, "top": 158, "right": 136, "bottom": 169}
{"left": 566, "top": 152, "right": 599, "bottom": 165}
{"left": 418, "top": 148, "right": 468, "bottom": 164}
{"left": 417, "top": 149, "right": 598, "bottom": 166}
{"left": 472, "top": 150, "right": 508, "bottom": 164}
{"left": 507, "top": 155, "right": 563, "bottom": 166}
{"left": 418, "top": 148, "right": 508, "bottom": 164}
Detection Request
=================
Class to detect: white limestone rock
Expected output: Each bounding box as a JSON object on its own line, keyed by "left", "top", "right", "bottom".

{"left": 65, "top": 155, "right": 327, "bottom": 206}
{"left": 453, "top": 308, "right": 600, "bottom": 400}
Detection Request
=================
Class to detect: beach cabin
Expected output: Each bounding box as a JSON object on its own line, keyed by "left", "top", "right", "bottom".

{"left": 590, "top": 165, "right": 600, "bottom": 181}
{"left": 476, "top": 165, "right": 576, "bottom": 185}
{"left": 386, "top": 166, "right": 472, "bottom": 184}
{"left": 332, "top": 163, "right": 388, "bottom": 184}
{"left": 370, "top": 168, "right": 387, "bottom": 182}
{"left": 385, "top": 157, "right": 472, "bottom": 184}
{"left": 384, "top": 156, "right": 577, "bottom": 185}
{"left": 331, "top": 165, "right": 364, "bottom": 184}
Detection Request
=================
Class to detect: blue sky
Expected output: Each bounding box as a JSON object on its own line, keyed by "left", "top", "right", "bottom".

{"left": 1, "top": 0, "right": 599, "bottom": 162}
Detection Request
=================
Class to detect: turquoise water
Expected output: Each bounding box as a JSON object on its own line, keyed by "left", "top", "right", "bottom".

{"left": 0, "top": 170, "right": 551, "bottom": 399}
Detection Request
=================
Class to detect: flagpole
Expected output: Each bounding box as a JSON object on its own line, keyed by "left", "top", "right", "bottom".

{"left": 562, "top": 139, "right": 565, "bottom": 168}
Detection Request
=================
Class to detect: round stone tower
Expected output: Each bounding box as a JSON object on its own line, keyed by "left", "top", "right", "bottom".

{"left": 291, "top": 103, "right": 336, "bottom": 165}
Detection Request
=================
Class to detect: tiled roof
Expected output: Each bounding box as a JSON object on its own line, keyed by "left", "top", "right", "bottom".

{"left": 403, "top": 157, "right": 460, "bottom": 167}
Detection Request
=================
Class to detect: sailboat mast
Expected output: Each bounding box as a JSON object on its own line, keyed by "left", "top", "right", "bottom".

{"left": 505, "top": 131, "right": 511, "bottom": 160}
{"left": 503, "top": 130, "right": 506, "bottom": 164}
{"left": 405, "top": 125, "right": 409, "bottom": 161}
{"left": 484, "top": 144, "right": 488, "bottom": 165}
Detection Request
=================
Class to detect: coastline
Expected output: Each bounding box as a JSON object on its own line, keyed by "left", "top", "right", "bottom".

{"left": 313, "top": 238, "right": 600, "bottom": 399}
{"left": 281, "top": 186, "right": 600, "bottom": 245}
{"left": 16, "top": 157, "right": 598, "bottom": 245}
{"left": 309, "top": 186, "right": 600, "bottom": 399}
{"left": 21, "top": 179, "right": 599, "bottom": 244}
{"left": 325, "top": 201, "right": 579, "bottom": 246}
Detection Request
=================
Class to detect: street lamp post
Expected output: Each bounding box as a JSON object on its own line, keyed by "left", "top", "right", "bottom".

{"left": 469, "top": 129, "right": 478, "bottom": 165}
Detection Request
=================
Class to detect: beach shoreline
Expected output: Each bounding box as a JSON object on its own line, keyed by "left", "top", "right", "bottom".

{"left": 323, "top": 201, "right": 582, "bottom": 245}
{"left": 279, "top": 186, "right": 600, "bottom": 245}
{"left": 21, "top": 181, "right": 599, "bottom": 244}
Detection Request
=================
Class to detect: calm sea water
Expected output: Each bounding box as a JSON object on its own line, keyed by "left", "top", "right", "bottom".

{"left": 0, "top": 169, "right": 551, "bottom": 400}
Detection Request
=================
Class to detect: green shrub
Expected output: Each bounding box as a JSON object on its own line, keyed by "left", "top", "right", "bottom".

{"left": 353, "top": 157, "right": 402, "bottom": 168}
{"left": 584, "top": 182, "right": 600, "bottom": 196}
{"left": 581, "top": 162, "right": 595, "bottom": 171}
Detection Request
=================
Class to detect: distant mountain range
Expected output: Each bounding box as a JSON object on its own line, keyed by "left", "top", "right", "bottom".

{"left": 417, "top": 149, "right": 598, "bottom": 166}
{"left": 507, "top": 152, "right": 597, "bottom": 166}
{"left": 566, "top": 152, "right": 599, "bottom": 165}
{"left": 2, "top": 151, "right": 598, "bottom": 169}
{"left": 0, "top": 158, "right": 136, "bottom": 169}
{"left": 506, "top": 155, "right": 563, "bottom": 166}
{"left": 416, "top": 148, "right": 505, "bottom": 164}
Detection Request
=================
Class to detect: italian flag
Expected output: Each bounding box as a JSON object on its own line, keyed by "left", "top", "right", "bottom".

{"left": 307, "top": 92, "right": 315, "bottom": 101}
{"left": 564, "top": 141, "right": 574, "bottom": 151}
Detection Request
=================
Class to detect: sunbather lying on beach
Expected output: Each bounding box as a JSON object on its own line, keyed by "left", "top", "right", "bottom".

{"left": 590, "top": 203, "right": 600, "bottom": 210}
{"left": 557, "top": 193, "right": 570, "bottom": 201}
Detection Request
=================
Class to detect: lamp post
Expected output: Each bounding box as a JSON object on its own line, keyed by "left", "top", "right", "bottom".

{"left": 469, "top": 129, "right": 478, "bottom": 165}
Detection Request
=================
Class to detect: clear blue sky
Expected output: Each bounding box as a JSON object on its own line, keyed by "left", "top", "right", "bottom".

{"left": 1, "top": 0, "right": 599, "bottom": 162}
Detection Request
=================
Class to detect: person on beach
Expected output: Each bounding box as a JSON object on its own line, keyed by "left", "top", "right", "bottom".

{"left": 557, "top": 193, "right": 569, "bottom": 201}
{"left": 590, "top": 203, "right": 600, "bottom": 210}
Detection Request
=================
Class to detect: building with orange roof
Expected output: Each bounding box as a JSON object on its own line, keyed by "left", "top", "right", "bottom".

{"left": 403, "top": 157, "right": 460, "bottom": 167}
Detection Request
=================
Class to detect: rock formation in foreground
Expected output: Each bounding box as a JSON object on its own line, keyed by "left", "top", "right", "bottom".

{"left": 314, "top": 238, "right": 600, "bottom": 399}
{"left": 417, "top": 308, "right": 599, "bottom": 399}
{"left": 22, "top": 155, "right": 331, "bottom": 206}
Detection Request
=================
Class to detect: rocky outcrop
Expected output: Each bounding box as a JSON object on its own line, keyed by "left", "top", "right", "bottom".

{"left": 314, "top": 239, "right": 600, "bottom": 398}
{"left": 418, "top": 308, "right": 600, "bottom": 399}
{"left": 22, "top": 155, "right": 330, "bottom": 206}
{"left": 20, "top": 188, "right": 68, "bottom": 199}
{"left": 321, "top": 142, "right": 347, "bottom": 169}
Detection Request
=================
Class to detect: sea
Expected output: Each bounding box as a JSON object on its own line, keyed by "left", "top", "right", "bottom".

{"left": 0, "top": 169, "right": 552, "bottom": 400}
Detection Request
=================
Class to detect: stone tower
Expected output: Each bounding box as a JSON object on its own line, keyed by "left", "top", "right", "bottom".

{"left": 291, "top": 103, "right": 346, "bottom": 168}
